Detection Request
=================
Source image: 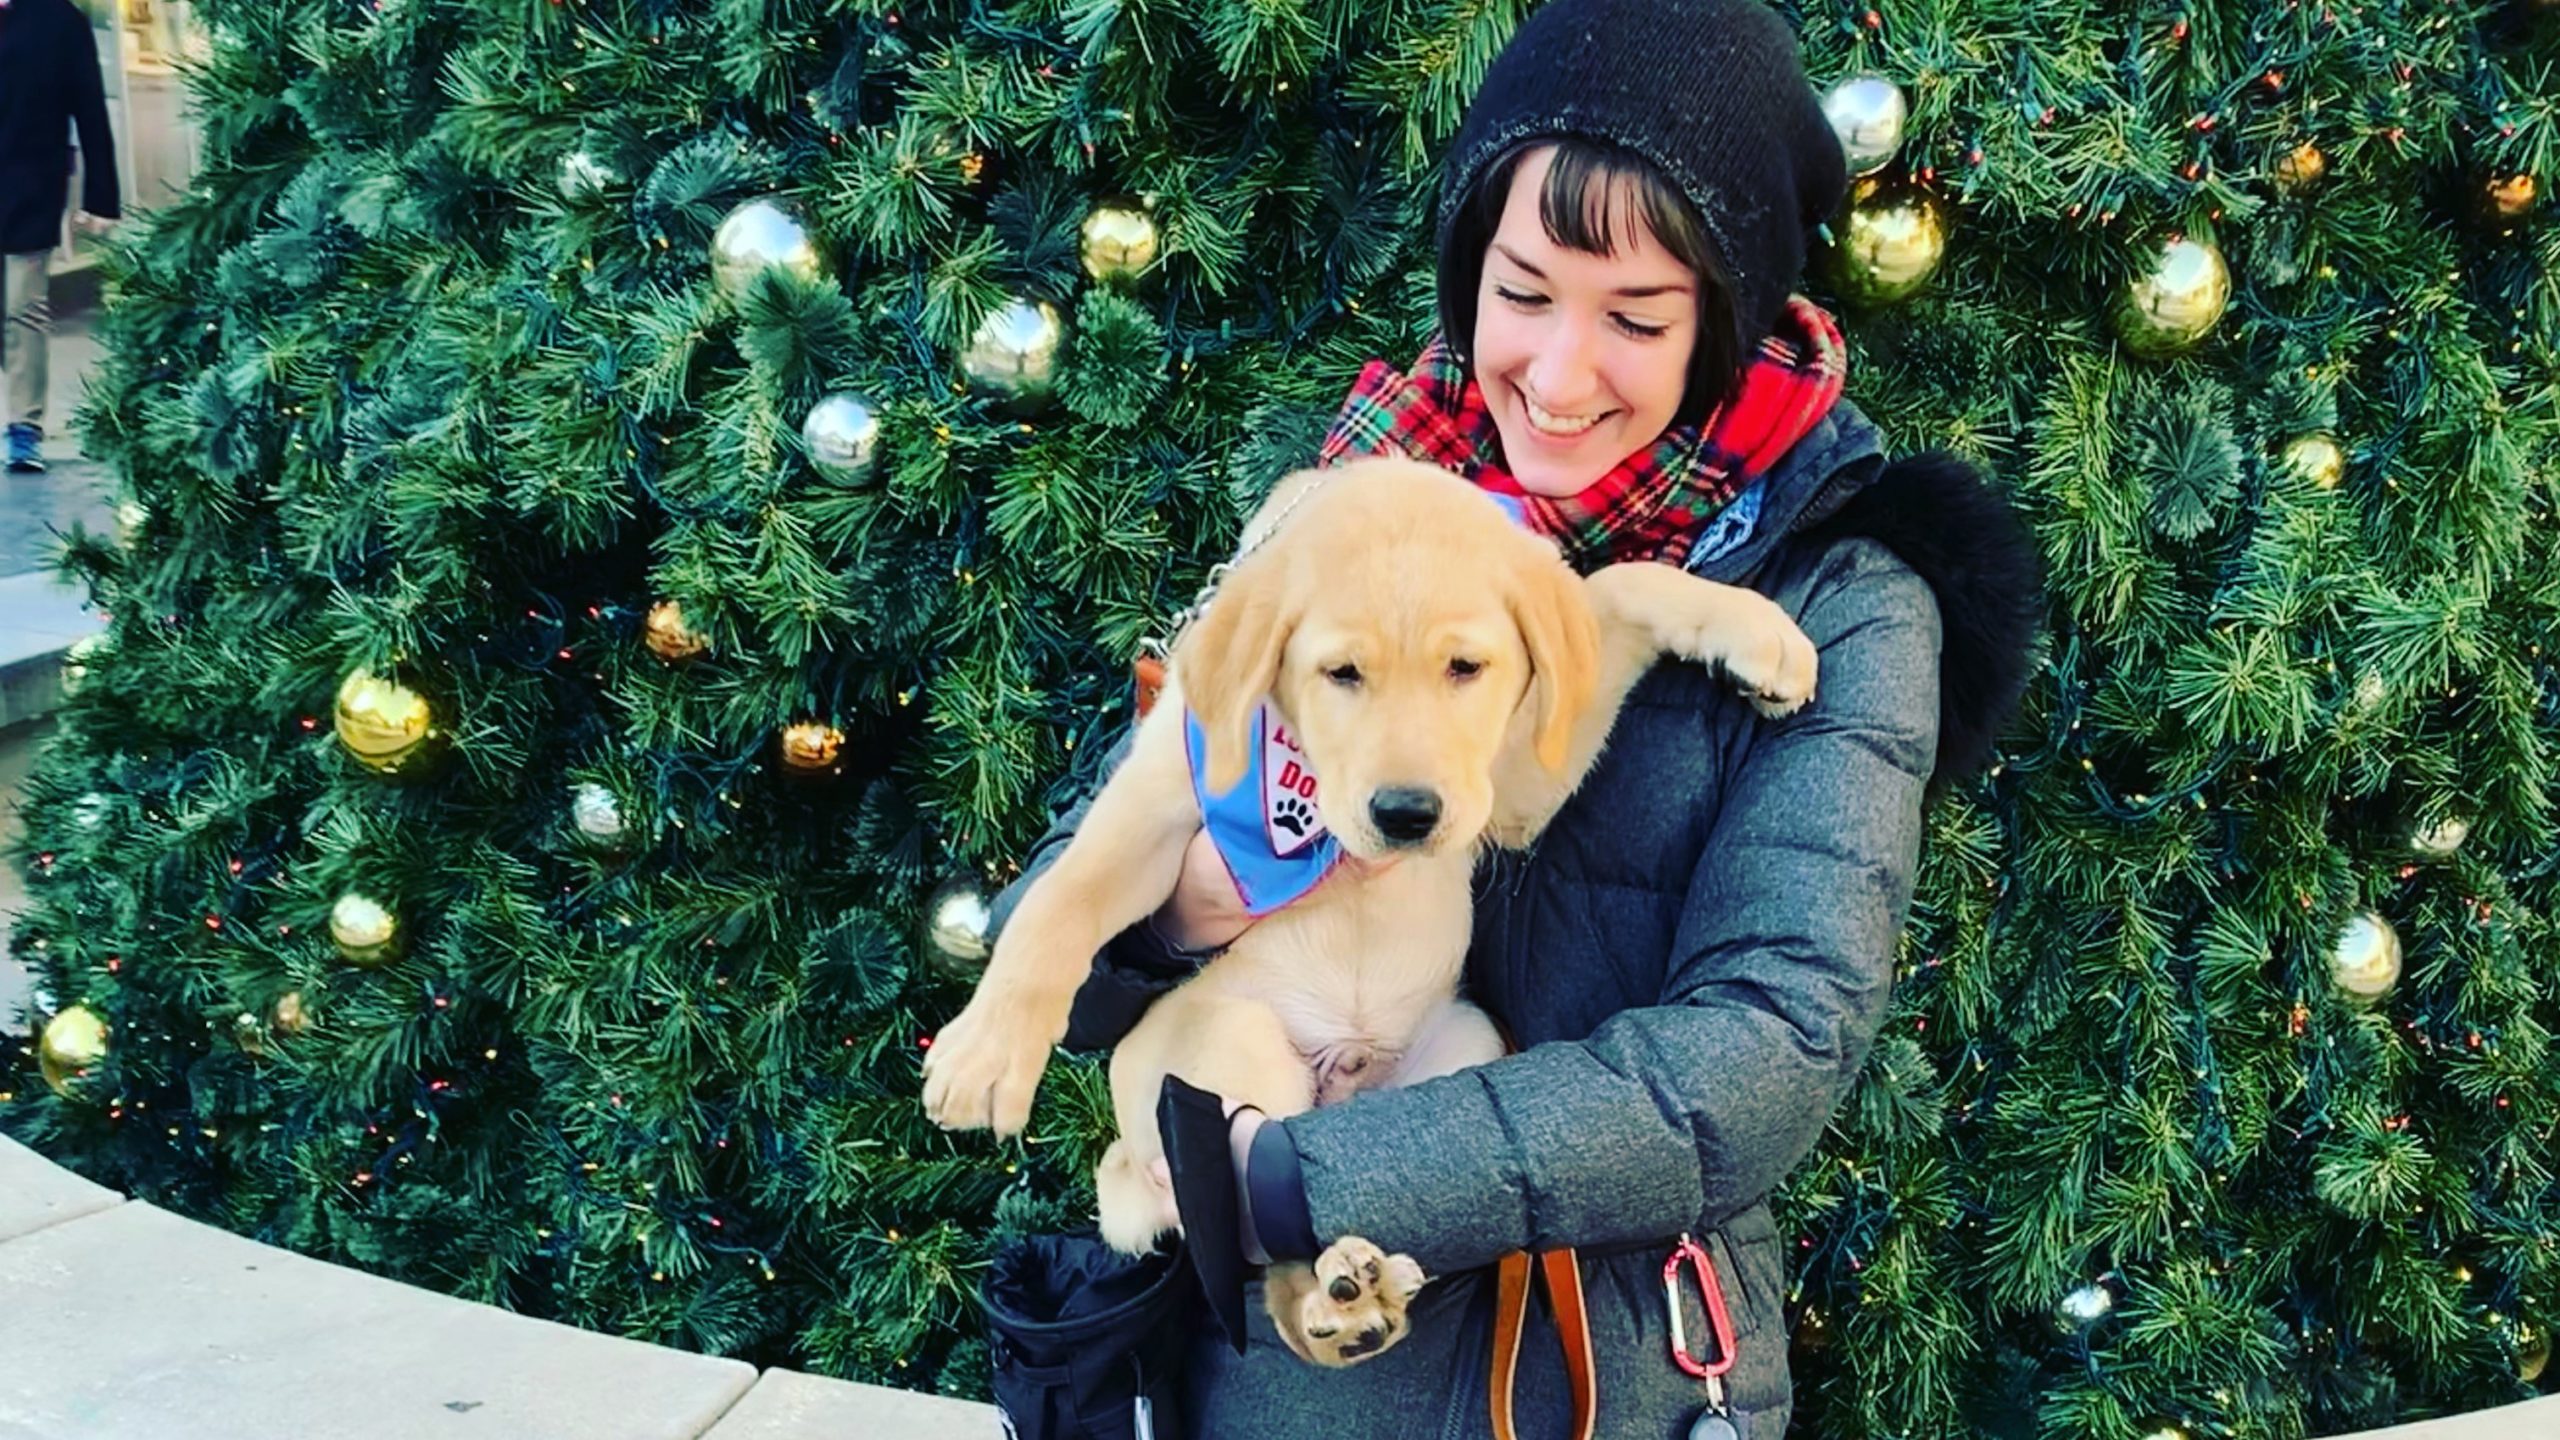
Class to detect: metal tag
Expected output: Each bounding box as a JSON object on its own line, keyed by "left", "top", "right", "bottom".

{"left": 1687, "top": 1411, "right": 1741, "bottom": 1440}
{"left": 1134, "top": 1395, "right": 1156, "bottom": 1440}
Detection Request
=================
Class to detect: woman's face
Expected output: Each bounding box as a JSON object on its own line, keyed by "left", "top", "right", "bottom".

{"left": 1473, "top": 145, "right": 1700, "bottom": 497}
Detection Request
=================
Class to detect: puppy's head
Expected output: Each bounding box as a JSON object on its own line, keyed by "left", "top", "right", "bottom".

{"left": 1174, "top": 458, "right": 1599, "bottom": 859}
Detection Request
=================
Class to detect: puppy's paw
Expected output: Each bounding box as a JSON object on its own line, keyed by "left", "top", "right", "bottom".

{"left": 1714, "top": 599, "right": 1818, "bottom": 720}
{"left": 1268, "top": 1236, "right": 1427, "bottom": 1368}
{"left": 920, "top": 982, "right": 1065, "bottom": 1136}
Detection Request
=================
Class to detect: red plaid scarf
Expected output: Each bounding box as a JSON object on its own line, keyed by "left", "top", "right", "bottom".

{"left": 1315, "top": 295, "right": 1848, "bottom": 570}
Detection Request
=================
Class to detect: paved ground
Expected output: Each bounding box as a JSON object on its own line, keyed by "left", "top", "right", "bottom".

{"left": 2, "top": 294, "right": 113, "bottom": 576}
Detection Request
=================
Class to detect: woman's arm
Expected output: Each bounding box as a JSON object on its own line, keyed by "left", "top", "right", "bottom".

{"left": 1258, "top": 540, "right": 1941, "bottom": 1275}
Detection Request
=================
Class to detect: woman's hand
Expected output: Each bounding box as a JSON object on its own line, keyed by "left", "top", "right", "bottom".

{"left": 1154, "top": 827, "right": 1254, "bottom": 952}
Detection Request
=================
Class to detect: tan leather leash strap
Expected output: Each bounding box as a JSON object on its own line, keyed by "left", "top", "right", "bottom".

{"left": 1490, "top": 1246, "right": 1597, "bottom": 1440}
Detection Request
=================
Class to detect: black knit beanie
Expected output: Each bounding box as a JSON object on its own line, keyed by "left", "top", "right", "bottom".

{"left": 1434, "top": 0, "right": 1847, "bottom": 356}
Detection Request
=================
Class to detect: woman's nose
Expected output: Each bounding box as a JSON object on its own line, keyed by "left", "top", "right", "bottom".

{"left": 1524, "top": 317, "right": 1603, "bottom": 409}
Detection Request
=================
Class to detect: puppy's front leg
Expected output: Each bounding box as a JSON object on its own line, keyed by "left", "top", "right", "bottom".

{"left": 1585, "top": 561, "right": 1817, "bottom": 718}
{"left": 921, "top": 694, "right": 1201, "bottom": 1136}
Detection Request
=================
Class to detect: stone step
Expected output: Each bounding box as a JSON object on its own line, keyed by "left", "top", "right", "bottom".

{"left": 0, "top": 1134, "right": 1002, "bottom": 1439}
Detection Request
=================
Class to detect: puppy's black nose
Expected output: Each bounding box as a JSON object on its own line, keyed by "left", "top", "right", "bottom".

{"left": 1369, "top": 787, "right": 1441, "bottom": 845}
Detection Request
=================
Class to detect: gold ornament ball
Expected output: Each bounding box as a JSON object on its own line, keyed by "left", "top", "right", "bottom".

{"left": 334, "top": 667, "right": 443, "bottom": 776}
{"left": 272, "top": 990, "right": 310, "bottom": 1036}
{"left": 2280, "top": 433, "right": 2346, "bottom": 491}
{"left": 778, "top": 721, "right": 847, "bottom": 775}
{"left": 1080, "top": 202, "right": 1162, "bottom": 284}
{"left": 1830, "top": 179, "right": 1948, "bottom": 307}
{"left": 1793, "top": 1305, "right": 1835, "bottom": 1352}
{"left": 330, "top": 892, "right": 403, "bottom": 967}
{"left": 709, "top": 197, "right": 831, "bottom": 306}
{"left": 114, "top": 498, "right": 150, "bottom": 546}
{"left": 2482, "top": 173, "right": 2538, "bottom": 226}
{"left": 39, "top": 1004, "right": 109, "bottom": 1096}
{"left": 1821, "top": 73, "right": 1908, "bottom": 177}
{"left": 923, "top": 873, "right": 997, "bottom": 976}
{"left": 961, "top": 297, "right": 1066, "bottom": 410}
{"left": 800, "top": 392, "right": 883, "bottom": 487}
{"left": 2329, "top": 909, "right": 2403, "bottom": 1002}
{"left": 2132, "top": 1419, "right": 2194, "bottom": 1440}
{"left": 2112, "top": 234, "right": 2231, "bottom": 359}
{"left": 2518, "top": 1321, "right": 2551, "bottom": 1384}
{"left": 644, "top": 600, "right": 710, "bottom": 662}
{"left": 2274, "top": 142, "right": 2328, "bottom": 197}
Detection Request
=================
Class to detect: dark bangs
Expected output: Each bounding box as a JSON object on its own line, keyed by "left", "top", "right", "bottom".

{"left": 1438, "top": 136, "right": 1742, "bottom": 426}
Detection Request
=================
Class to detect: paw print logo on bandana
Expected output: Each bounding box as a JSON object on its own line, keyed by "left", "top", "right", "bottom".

{"left": 1271, "top": 791, "right": 1317, "bottom": 841}
{"left": 1261, "top": 715, "right": 1326, "bottom": 857}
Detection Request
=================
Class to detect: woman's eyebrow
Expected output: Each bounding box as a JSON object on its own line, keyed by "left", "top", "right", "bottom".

{"left": 1489, "top": 242, "right": 1691, "bottom": 299}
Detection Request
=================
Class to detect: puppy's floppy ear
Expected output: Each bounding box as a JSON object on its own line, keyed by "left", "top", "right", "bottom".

{"left": 1171, "top": 547, "right": 1295, "bottom": 793}
{"left": 1507, "top": 541, "right": 1601, "bottom": 774}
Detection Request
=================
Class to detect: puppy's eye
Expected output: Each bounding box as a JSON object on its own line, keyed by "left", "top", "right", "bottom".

{"left": 1448, "top": 658, "right": 1485, "bottom": 682}
{"left": 1324, "top": 663, "right": 1363, "bottom": 688}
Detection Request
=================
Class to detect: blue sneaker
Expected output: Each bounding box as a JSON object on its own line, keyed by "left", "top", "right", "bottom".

{"left": 4, "top": 424, "right": 41, "bottom": 474}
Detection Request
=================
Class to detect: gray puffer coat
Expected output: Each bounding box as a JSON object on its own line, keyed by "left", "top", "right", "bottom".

{"left": 990, "top": 397, "right": 2044, "bottom": 1440}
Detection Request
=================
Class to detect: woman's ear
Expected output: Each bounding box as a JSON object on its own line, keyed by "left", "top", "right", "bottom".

{"left": 1507, "top": 546, "right": 1601, "bottom": 774}
{"left": 1171, "top": 550, "right": 1295, "bottom": 793}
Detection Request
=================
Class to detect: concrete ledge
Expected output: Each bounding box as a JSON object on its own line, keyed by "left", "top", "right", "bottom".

{"left": 0, "top": 1133, "right": 124, "bottom": 1242}
{"left": 0, "top": 1200, "right": 756, "bottom": 1439}
{"left": 703, "top": 1369, "right": 997, "bottom": 1439}
{"left": 2326, "top": 1395, "right": 2560, "bottom": 1439}
{"left": 0, "top": 1136, "right": 2545, "bottom": 1438}
{"left": 0, "top": 570, "right": 104, "bottom": 730}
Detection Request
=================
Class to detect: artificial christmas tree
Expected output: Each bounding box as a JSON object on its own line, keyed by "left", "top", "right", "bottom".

{"left": 5, "top": 0, "right": 2555, "bottom": 1435}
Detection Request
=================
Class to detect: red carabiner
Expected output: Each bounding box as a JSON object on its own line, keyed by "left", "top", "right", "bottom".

{"left": 1663, "top": 1233, "right": 1739, "bottom": 1381}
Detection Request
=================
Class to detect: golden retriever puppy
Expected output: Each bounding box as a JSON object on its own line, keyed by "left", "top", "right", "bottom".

{"left": 922, "top": 456, "right": 1815, "bottom": 1366}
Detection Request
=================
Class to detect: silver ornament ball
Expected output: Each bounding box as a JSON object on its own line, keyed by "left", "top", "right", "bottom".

{"left": 801, "top": 392, "right": 884, "bottom": 487}
{"left": 960, "top": 297, "right": 1066, "bottom": 410}
{"left": 557, "top": 148, "right": 622, "bottom": 201}
{"left": 923, "top": 874, "right": 997, "bottom": 976}
{"left": 2055, "top": 1283, "right": 2115, "bottom": 1331}
{"left": 60, "top": 631, "right": 110, "bottom": 696}
{"left": 2329, "top": 910, "right": 2403, "bottom": 1001}
{"left": 2408, "top": 815, "right": 2470, "bottom": 860}
{"left": 570, "top": 782, "right": 629, "bottom": 845}
{"left": 710, "top": 197, "right": 831, "bottom": 306}
{"left": 1822, "top": 74, "right": 1909, "bottom": 177}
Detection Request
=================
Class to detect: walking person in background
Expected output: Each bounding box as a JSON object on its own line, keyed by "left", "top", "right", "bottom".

{"left": 0, "top": 0, "right": 122, "bottom": 475}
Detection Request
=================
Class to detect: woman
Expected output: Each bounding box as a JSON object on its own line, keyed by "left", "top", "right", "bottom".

{"left": 993, "top": 0, "right": 2042, "bottom": 1433}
